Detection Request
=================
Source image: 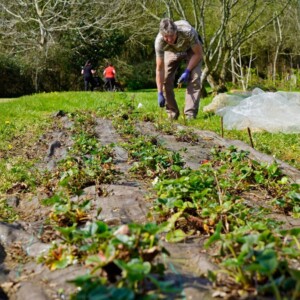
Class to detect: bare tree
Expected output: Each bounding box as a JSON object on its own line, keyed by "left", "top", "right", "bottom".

{"left": 231, "top": 45, "right": 256, "bottom": 91}
{"left": 0, "top": 0, "right": 151, "bottom": 91}
{"left": 0, "top": 0, "right": 151, "bottom": 53}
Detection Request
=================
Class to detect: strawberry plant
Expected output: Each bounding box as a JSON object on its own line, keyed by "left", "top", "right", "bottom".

{"left": 154, "top": 121, "right": 176, "bottom": 135}
{"left": 174, "top": 128, "right": 199, "bottom": 144}
{"left": 205, "top": 223, "right": 300, "bottom": 299}
{"left": 122, "top": 136, "right": 185, "bottom": 180}
{"left": 39, "top": 222, "right": 178, "bottom": 299}
{"left": 42, "top": 193, "right": 91, "bottom": 227}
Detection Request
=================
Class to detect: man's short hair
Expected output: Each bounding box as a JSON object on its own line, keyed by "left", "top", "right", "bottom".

{"left": 159, "top": 18, "right": 177, "bottom": 36}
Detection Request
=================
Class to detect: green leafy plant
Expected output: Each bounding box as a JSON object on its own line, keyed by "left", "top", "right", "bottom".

{"left": 0, "top": 198, "right": 18, "bottom": 222}
{"left": 122, "top": 136, "right": 185, "bottom": 180}
{"left": 174, "top": 128, "right": 199, "bottom": 144}
{"left": 42, "top": 193, "right": 91, "bottom": 227}
{"left": 206, "top": 224, "right": 300, "bottom": 300}
{"left": 39, "top": 222, "right": 178, "bottom": 299}
{"left": 154, "top": 121, "right": 176, "bottom": 135}
{"left": 40, "top": 111, "right": 120, "bottom": 195}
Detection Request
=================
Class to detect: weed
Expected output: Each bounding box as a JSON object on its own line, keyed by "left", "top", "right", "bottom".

{"left": 174, "top": 128, "right": 199, "bottom": 144}
{"left": 0, "top": 198, "right": 18, "bottom": 222}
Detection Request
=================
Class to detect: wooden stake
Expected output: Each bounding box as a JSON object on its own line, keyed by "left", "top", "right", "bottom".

{"left": 247, "top": 127, "right": 254, "bottom": 148}
{"left": 221, "top": 116, "right": 224, "bottom": 138}
{"left": 183, "top": 107, "right": 186, "bottom": 125}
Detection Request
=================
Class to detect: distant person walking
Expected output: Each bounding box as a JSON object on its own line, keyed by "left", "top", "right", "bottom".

{"left": 155, "top": 18, "right": 203, "bottom": 120}
{"left": 103, "top": 63, "right": 116, "bottom": 91}
{"left": 81, "top": 60, "right": 96, "bottom": 91}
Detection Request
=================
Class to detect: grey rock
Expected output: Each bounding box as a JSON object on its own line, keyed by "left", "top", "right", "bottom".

{"left": 16, "top": 282, "right": 49, "bottom": 300}
{"left": 0, "top": 223, "right": 50, "bottom": 257}
{"left": 6, "top": 196, "right": 20, "bottom": 208}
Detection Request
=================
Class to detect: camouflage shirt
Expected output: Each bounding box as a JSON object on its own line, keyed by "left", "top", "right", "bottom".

{"left": 155, "top": 20, "right": 201, "bottom": 58}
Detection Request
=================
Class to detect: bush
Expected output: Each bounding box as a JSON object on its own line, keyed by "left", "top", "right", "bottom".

{"left": 124, "top": 61, "right": 156, "bottom": 90}
{"left": 0, "top": 55, "right": 34, "bottom": 97}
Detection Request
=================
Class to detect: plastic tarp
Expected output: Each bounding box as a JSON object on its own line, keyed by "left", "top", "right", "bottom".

{"left": 207, "top": 88, "right": 300, "bottom": 133}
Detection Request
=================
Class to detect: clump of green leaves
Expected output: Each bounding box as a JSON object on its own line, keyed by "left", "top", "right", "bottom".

{"left": 41, "top": 111, "right": 120, "bottom": 195}
{"left": 113, "top": 118, "right": 140, "bottom": 137}
{"left": 39, "top": 222, "right": 177, "bottom": 299}
{"left": 42, "top": 193, "right": 91, "bottom": 227}
{"left": 54, "top": 143, "right": 118, "bottom": 195}
{"left": 0, "top": 198, "right": 18, "bottom": 222}
{"left": 174, "top": 128, "right": 199, "bottom": 144}
{"left": 205, "top": 224, "right": 300, "bottom": 299}
{"left": 122, "top": 136, "right": 185, "bottom": 181}
{"left": 154, "top": 121, "right": 177, "bottom": 135}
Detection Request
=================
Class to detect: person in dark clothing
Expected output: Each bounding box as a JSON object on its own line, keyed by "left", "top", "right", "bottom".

{"left": 81, "top": 60, "right": 96, "bottom": 91}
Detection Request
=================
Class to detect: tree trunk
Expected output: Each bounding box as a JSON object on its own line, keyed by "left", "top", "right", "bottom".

{"left": 206, "top": 73, "right": 228, "bottom": 94}
{"left": 206, "top": 74, "right": 218, "bottom": 90}
{"left": 231, "top": 56, "right": 236, "bottom": 85}
{"left": 34, "top": 69, "right": 39, "bottom": 93}
{"left": 200, "top": 86, "right": 208, "bottom": 98}
{"left": 273, "top": 16, "right": 282, "bottom": 83}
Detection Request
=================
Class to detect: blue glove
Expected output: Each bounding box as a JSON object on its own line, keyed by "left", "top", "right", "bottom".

{"left": 178, "top": 69, "right": 191, "bottom": 84}
{"left": 158, "top": 92, "right": 165, "bottom": 107}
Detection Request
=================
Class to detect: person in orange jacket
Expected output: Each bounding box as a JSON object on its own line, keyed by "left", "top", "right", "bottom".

{"left": 103, "top": 63, "right": 116, "bottom": 91}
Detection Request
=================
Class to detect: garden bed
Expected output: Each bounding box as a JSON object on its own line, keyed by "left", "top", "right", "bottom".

{"left": 0, "top": 108, "right": 299, "bottom": 300}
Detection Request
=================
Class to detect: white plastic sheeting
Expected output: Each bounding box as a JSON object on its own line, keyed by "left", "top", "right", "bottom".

{"left": 207, "top": 88, "right": 300, "bottom": 133}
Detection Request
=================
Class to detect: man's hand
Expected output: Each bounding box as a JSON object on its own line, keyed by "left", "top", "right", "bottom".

{"left": 158, "top": 92, "right": 165, "bottom": 107}
{"left": 178, "top": 69, "right": 191, "bottom": 84}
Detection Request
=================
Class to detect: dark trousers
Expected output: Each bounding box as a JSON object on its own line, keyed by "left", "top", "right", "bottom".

{"left": 84, "top": 77, "right": 96, "bottom": 91}
{"left": 104, "top": 78, "right": 115, "bottom": 91}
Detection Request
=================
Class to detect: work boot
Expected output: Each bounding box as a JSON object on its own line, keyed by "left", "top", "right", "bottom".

{"left": 185, "top": 114, "right": 195, "bottom": 120}
{"left": 167, "top": 111, "right": 179, "bottom": 120}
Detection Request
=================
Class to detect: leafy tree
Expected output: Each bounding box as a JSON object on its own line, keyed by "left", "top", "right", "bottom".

{"left": 0, "top": 54, "right": 33, "bottom": 97}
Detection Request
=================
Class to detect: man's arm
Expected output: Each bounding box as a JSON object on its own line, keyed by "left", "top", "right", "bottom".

{"left": 178, "top": 42, "right": 203, "bottom": 84}
{"left": 186, "top": 43, "right": 203, "bottom": 71}
{"left": 156, "top": 56, "right": 164, "bottom": 93}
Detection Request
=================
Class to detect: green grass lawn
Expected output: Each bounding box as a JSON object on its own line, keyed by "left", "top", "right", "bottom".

{"left": 1, "top": 90, "right": 299, "bottom": 171}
